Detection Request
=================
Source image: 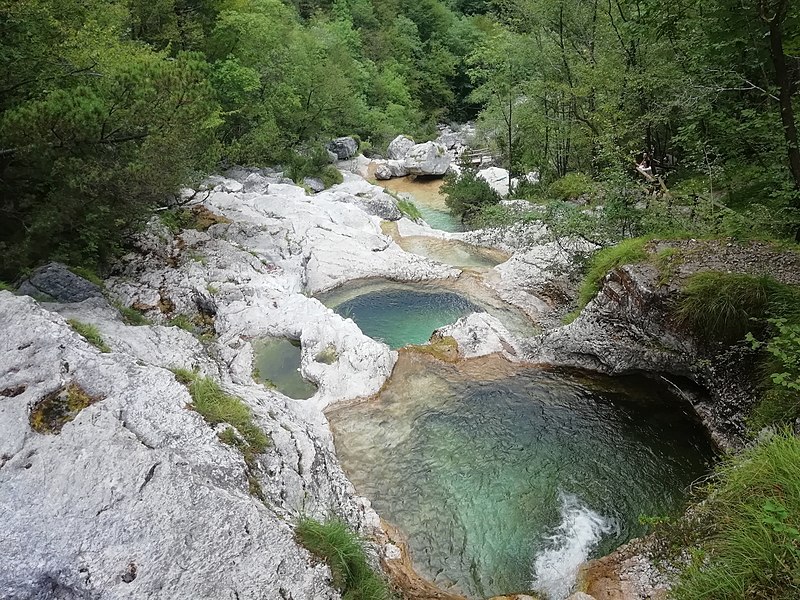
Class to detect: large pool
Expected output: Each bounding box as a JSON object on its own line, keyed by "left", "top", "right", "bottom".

{"left": 327, "top": 354, "right": 715, "bottom": 599}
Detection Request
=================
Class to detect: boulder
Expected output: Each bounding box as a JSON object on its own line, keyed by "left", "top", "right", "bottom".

{"left": 478, "top": 167, "right": 513, "bottom": 197}
{"left": 374, "top": 160, "right": 409, "bottom": 180}
{"left": 326, "top": 136, "right": 359, "bottom": 160}
{"left": 404, "top": 141, "right": 451, "bottom": 176}
{"left": 17, "top": 262, "right": 104, "bottom": 303}
{"left": 243, "top": 172, "right": 270, "bottom": 194}
{"left": 387, "top": 135, "right": 415, "bottom": 160}
{"left": 303, "top": 177, "right": 326, "bottom": 193}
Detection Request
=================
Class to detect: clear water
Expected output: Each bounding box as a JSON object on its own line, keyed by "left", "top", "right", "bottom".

{"left": 395, "top": 234, "right": 508, "bottom": 270}
{"left": 328, "top": 354, "right": 715, "bottom": 599}
{"left": 330, "top": 289, "right": 479, "bottom": 349}
{"left": 377, "top": 177, "right": 463, "bottom": 232}
{"left": 252, "top": 338, "right": 318, "bottom": 400}
{"left": 319, "top": 279, "right": 538, "bottom": 346}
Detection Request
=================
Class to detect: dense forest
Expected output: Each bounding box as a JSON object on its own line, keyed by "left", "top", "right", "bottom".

{"left": 1, "top": 0, "right": 799, "bottom": 277}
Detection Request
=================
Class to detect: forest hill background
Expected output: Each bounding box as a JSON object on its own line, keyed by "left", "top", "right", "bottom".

{"left": 1, "top": 0, "right": 798, "bottom": 279}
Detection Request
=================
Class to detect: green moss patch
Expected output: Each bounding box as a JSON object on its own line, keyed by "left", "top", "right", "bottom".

{"left": 29, "top": 383, "right": 102, "bottom": 434}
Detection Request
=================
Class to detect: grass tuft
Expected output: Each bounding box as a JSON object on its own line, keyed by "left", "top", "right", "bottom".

{"left": 672, "top": 430, "right": 800, "bottom": 600}
{"left": 295, "top": 517, "right": 391, "bottom": 600}
{"left": 676, "top": 273, "right": 800, "bottom": 344}
{"left": 396, "top": 199, "right": 422, "bottom": 221}
{"left": 68, "top": 319, "right": 111, "bottom": 352}
{"left": 576, "top": 237, "right": 650, "bottom": 309}
{"left": 172, "top": 369, "right": 269, "bottom": 454}
{"left": 114, "top": 302, "right": 150, "bottom": 326}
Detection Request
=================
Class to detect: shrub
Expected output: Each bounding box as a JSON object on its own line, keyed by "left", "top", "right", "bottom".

{"left": 747, "top": 319, "right": 800, "bottom": 429}
{"left": 672, "top": 431, "right": 800, "bottom": 600}
{"left": 287, "top": 145, "right": 332, "bottom": 184}
{"left": 67, "top": 319, "right": 111, "bottom": 353}
{"left": 295, "top": 517, "right": 391, "bottom": 600}
{"left": 575, "top": 237, "right": 650, "bottom": 309}
{"left": 547, "top": 172, "right": 596, "bottom": 201}
{"left": 442, "top": 169, "right": 500, "bottom": 222}
{"left": 321, "top": 166, "right": 344, "bottom": 188}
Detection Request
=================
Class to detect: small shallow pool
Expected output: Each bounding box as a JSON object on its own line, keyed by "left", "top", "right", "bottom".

{"left": 252, "top": 338, "right": 318, "bottom": 400}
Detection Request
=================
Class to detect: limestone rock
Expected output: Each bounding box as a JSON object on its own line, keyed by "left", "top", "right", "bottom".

{"left": 304, "top": 177, "right": 326, "bottom": 193}
{"left": 566, "top": 593, "right": 596, "bottom": 600}
{"left": 0, "top": 292, "right": 378, "bottom": 600}
{"left": 438, "top": 313, "right": 522, "bottom": 360}
{"left": 404, "top": 141, "right": 451, "bottom": 176}
{"left": 243, "top": 172, "right": 270, "bottom": 194}
{"left": 17, "top": 262, "right": 104, "bottom": 303}
{"left": 478, "top": 166, "right": 514, "bottom": 197}
{"left": 327, "top": 136, "right": 359, "bottom": 160}
{"left": 374, "top": 159, "right": 408, "bottom": 180}
{"left": 387, "top": 135, "right": 415, "bottom": 160}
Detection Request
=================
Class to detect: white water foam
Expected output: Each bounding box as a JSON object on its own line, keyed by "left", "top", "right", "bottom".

{"left": 531, "top": 493, "right": 618, "bottom": 600}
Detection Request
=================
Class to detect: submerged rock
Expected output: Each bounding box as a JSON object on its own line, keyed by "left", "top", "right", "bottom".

{"left": 404, "top": 141, "right": 451, "bottom": 176}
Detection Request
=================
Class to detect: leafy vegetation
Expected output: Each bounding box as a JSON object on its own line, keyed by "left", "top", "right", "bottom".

{"left": 67, "top": 319, "right": 111, "bottom": 353}
{"left": 672, "top": 431, "right": 800, "bottom": 600}
{"left": 442, "top": 169, "right": 500, "bottom": 223}
{"left": 295, "top": 517, "right": 391, "bottom": 600}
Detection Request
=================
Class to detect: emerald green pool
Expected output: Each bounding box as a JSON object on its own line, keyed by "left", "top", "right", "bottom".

{"left": 328, "top": 354, "right": 716, "bottom": 599}
{"left": 252, "top": 338, "right": 317, "bottom": 400}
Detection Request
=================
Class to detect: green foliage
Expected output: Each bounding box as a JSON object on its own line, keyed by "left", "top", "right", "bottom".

{"left": 676, "top": 274, "right": 799, "bottom": 344}
{"left": 69, "top": 266, "right": 104, "bottom": 288}
{"left": 172, "top": 368, "right": 269, "bottom": 454}
{"left": 168, "top": 314, "right": 196, "bottom": 332}
{"left": 295, "top": 517, "right": 391, "bottom": 600}
{"left": 0, "top": 282, "right": 14, "bottom": 292}
{"left": 321, "top": 166, "right": 344, "bottom": 189}
{"left": 747, "top": 319, "right": 800, "bottom": 428}
{"left": 547, "top": 173, "right": 597, "bottom": 201}
{"left": 576, "top": 238, "right": 650, "bottom": 309}
{"left": 442, "top": 169, "right": 500, "bottom": 222}
{"left": 67, "top": 319, "right": 111, "bottom": 353}
{"left": 396, "top": 199, "right": 422, "bottom": 221}
{"left": 672, "top": 431, "right": 800, "bottom": 600}
{"left": 114, "top": 302, "right": 150, "bottom": 326}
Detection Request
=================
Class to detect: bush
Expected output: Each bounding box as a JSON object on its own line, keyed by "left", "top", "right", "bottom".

{"left": 672, "top": 431, "right": 800, "bottom": 600}
{"left": 575, "top": 237, "right": 650, "bottom": 309}
{"left": 67, "top": 319, "right": 111, "bottom": 353}
{"left": 287, "top": 145, "right": 333, "bottom": 185}
{"left": 442, "top": 170, "right": 500, "bottom": 223}
{"left": 321, "top": 165, "right": 344, "bottom": 188}
{"left": 547, "top": 172, "right": 596, "bottom": 201}
{"left": 747, "top": 319, "right": 800, "bottom": 429}
{"left": 295, "top": 517, "right": 391, "bottom": 600}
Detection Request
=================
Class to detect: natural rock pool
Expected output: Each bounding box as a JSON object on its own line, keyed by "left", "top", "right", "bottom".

{"left": 377, "top": 176, "right": 463, "bottom": 232}
{"left": 319, "top": 279, "right": 536, "bottom": 349}
{"left": 327, "top": 354, "right": 716, "bottom": 599}
{"left": 252, "top": 338, "right": 318, "bottom": 400}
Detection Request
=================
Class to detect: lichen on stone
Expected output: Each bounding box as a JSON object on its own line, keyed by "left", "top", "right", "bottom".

{"left": 29, "top": 383, "right": 102, "bottom": 434}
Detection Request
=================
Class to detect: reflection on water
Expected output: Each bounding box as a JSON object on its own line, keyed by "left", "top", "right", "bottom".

{"left": 252, "top": 338, "right": 318, "bottom": 400}
{"left": 328, "top": 354, "right": 716, "bottom": 599}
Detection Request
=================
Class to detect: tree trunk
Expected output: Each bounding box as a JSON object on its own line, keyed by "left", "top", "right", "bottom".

{"left": 763, "top": 1, "right": 800, "bottom": 238}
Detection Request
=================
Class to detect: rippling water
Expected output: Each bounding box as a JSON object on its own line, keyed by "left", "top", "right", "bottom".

{"left": 252, "top": 338, "right": 317, "bottom": 400}
{"left": 328, "top": 354, "right": 716, "bottom": 599}
{"left": 377, "top": 177, "right": 463, "bottom": 232}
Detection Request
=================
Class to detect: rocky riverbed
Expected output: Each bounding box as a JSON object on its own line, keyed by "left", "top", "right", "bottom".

{"left": 2, "top": 157, "right": 791, "bottom": 600}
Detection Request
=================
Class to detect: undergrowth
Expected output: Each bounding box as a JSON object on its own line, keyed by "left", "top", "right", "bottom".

{"left": 68, "top": 319, "right": 111, "bottom": 353}
{"left": 295, "top": 517, "right": 391, "bottom": 600}
{"left": 672, "top": 431, "right": 800, "bottom": 600}
{"left": 396, "top": 199, "right": 422, "bottom": 221}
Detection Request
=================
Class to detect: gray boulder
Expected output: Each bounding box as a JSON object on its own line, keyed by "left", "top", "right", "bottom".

{"left": 374, "top": 160, "right": 408, "bottom": 180}
{"left": 404, "top": 141, "right": 451, "bottom": 176}
{"left": 243, "top": 172, "right": 270, "bottom": 194}
{"left": 17, "top": 262, "right": 104, "bottom": 302}
{"left": 326, "top": 137, "right": 359, "bottom": 160}
{"left": 386, "top": 135, "right": 415, "bottom": 160}
{"left": 304, "top": 177, "right": 326, "bottom": 193}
